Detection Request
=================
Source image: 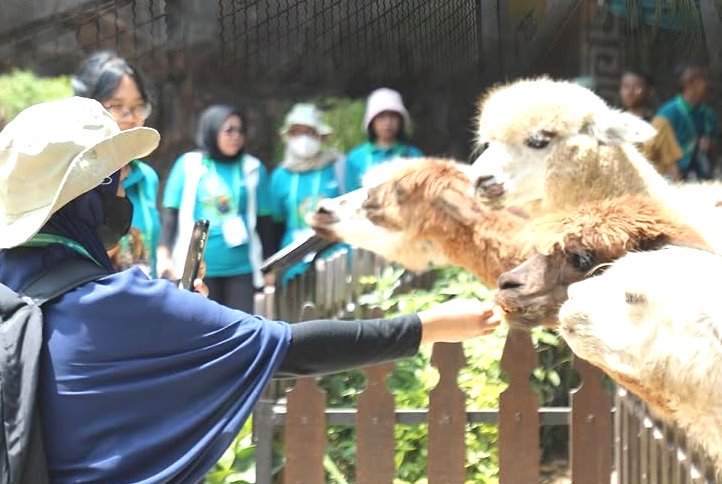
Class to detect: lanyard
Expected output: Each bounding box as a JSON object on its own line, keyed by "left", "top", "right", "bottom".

{"left": 289, "top": 169, "right": 322, "bottom": 230}
{"left": 206, "top": 157, "right": 243, "bottom": 215}
{"left": 22, "top": 233, "right": 103, "bottom": 267}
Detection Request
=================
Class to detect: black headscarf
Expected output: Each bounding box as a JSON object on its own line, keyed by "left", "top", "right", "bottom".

{"left": 0, "top": 172, "right": 120, "bottom": 291}
{"left": 195, "top": 105, "right": 247, "bottom": 163}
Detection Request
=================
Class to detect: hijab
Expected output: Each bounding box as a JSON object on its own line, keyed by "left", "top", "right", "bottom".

{"left": 0, "top": 173, "right": 118, "bottom": 290}
{"left": 195, "top": 105, "right": 246, "bottom": 163}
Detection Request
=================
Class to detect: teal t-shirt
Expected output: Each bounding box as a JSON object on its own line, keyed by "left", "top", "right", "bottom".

{"left": 120, "top": 160, "right": 161, "bottom": 277}
{"left": 269, "top": 164, "right": 340, "bottom": 248}
{"left": 344, "top": 141, "right": 423, "bottom": 192}
{"left": 657, "top": 95, "right": 719, "bottom": 172}
{"left": 163, "top": 153, "right": 271, "bottom": 277}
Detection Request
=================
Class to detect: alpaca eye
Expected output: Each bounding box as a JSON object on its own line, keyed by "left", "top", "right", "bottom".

{"left": 624, "top": 292, "right": 647, "bottom": 305}
{"left": 524, "top": 131, "right": 555, "bottom": 149}
{"left": 567, "top": 250, "right": 596, "bottom": 272}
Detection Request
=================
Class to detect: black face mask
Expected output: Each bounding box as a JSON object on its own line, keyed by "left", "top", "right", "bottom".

{"left": 97, "top": 192, "right": 133, "bottom": 250}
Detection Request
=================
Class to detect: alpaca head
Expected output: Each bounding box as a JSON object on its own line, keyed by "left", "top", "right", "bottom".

{"left": 494, "top": 196, "right": 708, "bottom": 329}
{"left": 559, "top": 246, "right": 722, "bottom": 418}
{"left": 470, "top": 77, "right": 656, "bottom": 213}
{"left": 306, "top": 158, "right": 465, "bottom": 271}
{"left": 361, "top": 158, "right": 486, "bottom": 233}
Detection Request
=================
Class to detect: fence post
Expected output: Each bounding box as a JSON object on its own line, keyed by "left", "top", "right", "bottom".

{"left": 570, "top": 357, "right": 612, "bottom": 484}
{"left": 428, "top": 342, "right": 468, "bottom": 484}
{"left": 356, "top": 306, "right": 396, "bottom": 483}
{"left": 253, "top": 287, "right": 277, "bottom": 484}
{"left": 499, "top": 328, "right": 539, "bottom": 483}
{"left": 283, "top": 304, "right": 327, "bottom": 484}
{"left": 356, "top": 361, "right": 396, "bottom": 483}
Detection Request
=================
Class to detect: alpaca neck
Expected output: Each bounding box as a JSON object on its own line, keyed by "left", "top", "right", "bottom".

{"left": 646, "top": 335, "right": 722, "bottom": 475}
{"left": 545, "top": 143, "right": 674, "bottom": 211}
{"left": 426, "top": 210, "right": 525, "bottom": 286}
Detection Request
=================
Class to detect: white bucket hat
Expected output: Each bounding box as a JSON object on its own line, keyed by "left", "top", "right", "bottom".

{"left": 362, "top": 88, "right": 411, "bottom": 132}
{"left": 0, "top": 96, "right": 160, "bottom": 249}
{"left": 280, "top": 103, "right": 332, "bottom": 136}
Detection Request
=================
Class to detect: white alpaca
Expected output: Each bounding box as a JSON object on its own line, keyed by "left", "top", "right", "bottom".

{"left": 559, "top": 246, "right": 722, "bottom": 474}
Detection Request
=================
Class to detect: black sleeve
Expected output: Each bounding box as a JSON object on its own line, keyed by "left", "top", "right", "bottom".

{"left": 160, "top": 207, "right": 179, "bottom": 249}
{"left": 275, "top": 314, "right": 422, "bottom": 378}
{"left": 257, "top": 215, "right": 284, "bottom": 259}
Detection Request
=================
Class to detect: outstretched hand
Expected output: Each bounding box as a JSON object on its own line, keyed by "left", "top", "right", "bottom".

{"left": 417, "top": 298, "right": 503, "bottom": 345}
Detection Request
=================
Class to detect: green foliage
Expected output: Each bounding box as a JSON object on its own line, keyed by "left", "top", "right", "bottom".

{"left": 316, "top": 97, "right": 367, "bottom": 155}
{"left": 205, "top": 418, "right": 284, "bottom": 484}
{"left": 0, "top": 70, "right": 73, "bottom": 125}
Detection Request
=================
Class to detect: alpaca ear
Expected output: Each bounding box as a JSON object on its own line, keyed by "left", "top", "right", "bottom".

{"left": 585, "top": 110, "right": 656, "bottom": 145}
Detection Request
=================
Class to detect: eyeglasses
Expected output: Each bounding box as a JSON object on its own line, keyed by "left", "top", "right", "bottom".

{"left": 103, "top": 103, "right": 152, "bottom": 122}
{"left": 221, "top": 125, "right": 243, "bottom": 136}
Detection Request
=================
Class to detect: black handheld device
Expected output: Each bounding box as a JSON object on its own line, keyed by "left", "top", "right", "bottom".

{"left": 260, "top": 232, "right": 336, "bottom": 275}
{"left": 179, "top": 219, "right": 210, "bottom": 291}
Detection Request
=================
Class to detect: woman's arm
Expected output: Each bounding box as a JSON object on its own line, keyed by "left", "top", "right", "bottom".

{"left": 276, "top": 299, "right": 501, "bottom": 377}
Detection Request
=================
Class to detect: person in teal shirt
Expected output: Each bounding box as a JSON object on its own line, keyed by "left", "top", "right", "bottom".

{"left": 344, "top": 87, "right": 423, "bottom": 192}
{"left": 159, "top": 105, "right": 275, "bottom": 311}
{"left": 656, "top": 63, "right": 719, "bottom": 181}
{"left": 269, "top": 103, "right": 343, "bottom": 280}
{"left": 73, "top": 50, "right": 162, "bottom": 276}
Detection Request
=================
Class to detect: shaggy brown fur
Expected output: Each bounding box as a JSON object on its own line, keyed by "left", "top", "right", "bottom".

{"left": 361, "top": 158, "right": 529, "bottom": 286}
{"left": 524, "top": 195, "right": 709, "bottom": 259}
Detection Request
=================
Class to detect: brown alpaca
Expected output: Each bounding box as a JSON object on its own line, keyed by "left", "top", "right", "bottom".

{"left": 495, "top": 195, "right": 710, "bottom": 328}
{"left": 362, "top": 158, "right": 529, "bottom": 285}
{"left": 309, "top": 157, "right": 529, "bottom": 286}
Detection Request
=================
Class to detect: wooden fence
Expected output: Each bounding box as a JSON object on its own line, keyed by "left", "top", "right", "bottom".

{"left": 251, "top": 247, "right": 717, "bottom": 483}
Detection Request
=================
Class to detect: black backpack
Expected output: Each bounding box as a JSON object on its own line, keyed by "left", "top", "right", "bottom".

{"left": 0, "top": 258, "right": 109, "bottom": 484}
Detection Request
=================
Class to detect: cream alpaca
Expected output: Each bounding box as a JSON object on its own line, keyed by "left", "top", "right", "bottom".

{"left": 559, "top": 246, "right": 722, "bottom": 475}
{"left": 471, "top": 77, "right": 722, "bottom": 250}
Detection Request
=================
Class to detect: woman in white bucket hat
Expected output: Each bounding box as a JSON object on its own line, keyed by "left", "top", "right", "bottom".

{"left": 0, "top": 98, "right": 501, "bottom": 482}
{"left": 344, "top": 87, "right": 423, "bottom": 192}
{"left": 268, "top": 103, "right": 344, "bottom": 281}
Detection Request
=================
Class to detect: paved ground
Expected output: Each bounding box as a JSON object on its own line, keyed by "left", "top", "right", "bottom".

{"left": 539, "top": 459, "right": 571, "bottom": 484}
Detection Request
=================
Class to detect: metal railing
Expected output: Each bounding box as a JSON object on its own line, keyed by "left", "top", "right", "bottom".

{"left": 614, "top": 388, "right": 718, "bottom": 484}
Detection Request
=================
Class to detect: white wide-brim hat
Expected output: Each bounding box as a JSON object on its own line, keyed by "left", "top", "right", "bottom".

{"left": 280, "top": 103, "right": 332, "bottom": 136}
{"left": 362, "top": 87, "right": 411, "bottom": 132}
{"left": 0, "top": 96, "right": 160, "bottom": 249}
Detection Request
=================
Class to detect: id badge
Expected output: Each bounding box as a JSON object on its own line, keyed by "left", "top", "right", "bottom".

{"left": 222, "top": 215, "right": 249, "bottom": 247}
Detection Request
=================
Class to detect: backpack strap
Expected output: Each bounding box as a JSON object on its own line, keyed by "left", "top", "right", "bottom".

{"left": 19, "top": 258, "right": 111, "bottom": 305}
{"left": 3, "top": 259, "right": 110, "bottom": 484}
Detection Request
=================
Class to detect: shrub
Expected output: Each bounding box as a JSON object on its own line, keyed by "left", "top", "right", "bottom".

{"left": 0, "top": 70, "right": 73, "bottom": 126}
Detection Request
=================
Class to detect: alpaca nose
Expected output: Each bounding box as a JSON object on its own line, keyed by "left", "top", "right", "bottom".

{"left": 316, "top": 205, "right": 332, "bottom": 215}
{"left": 474, "top": 175, "right": 505, "bottom": 199}
{"left": 498, "top": 271, "right": 523, "bottom": 291}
